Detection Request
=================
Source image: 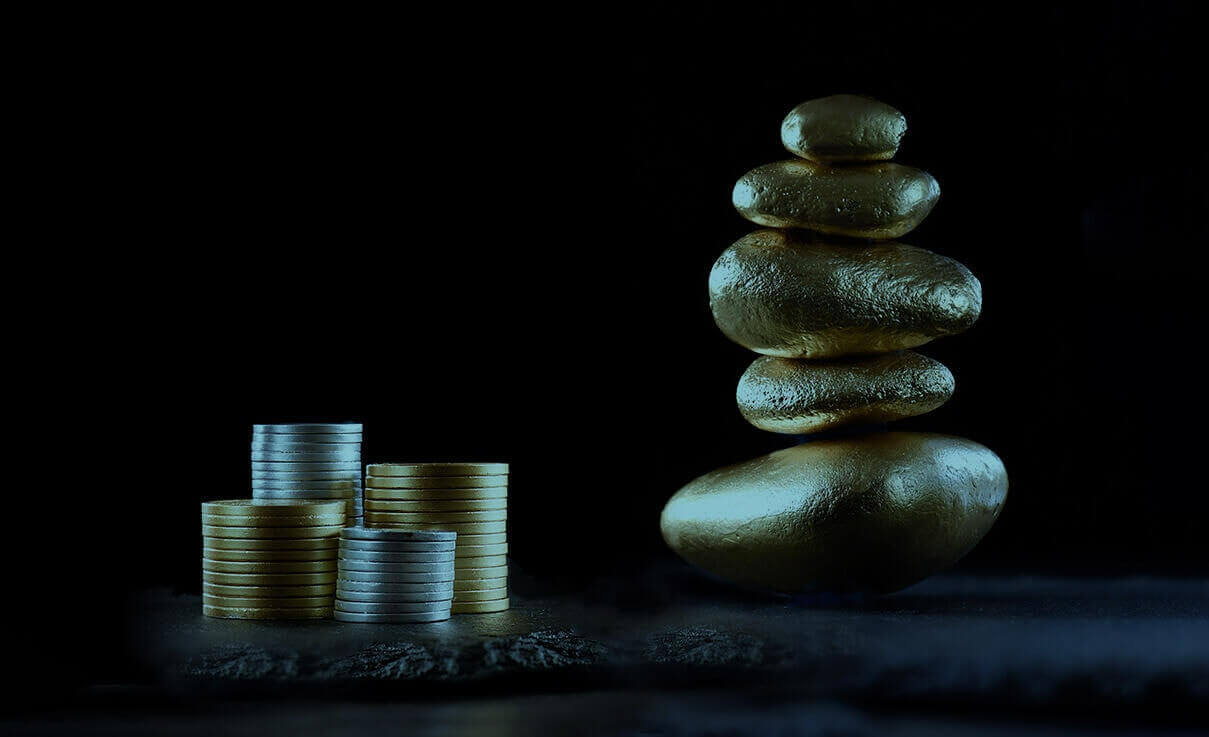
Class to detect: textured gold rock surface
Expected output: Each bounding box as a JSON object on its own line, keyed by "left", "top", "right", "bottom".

{"left": 737, "top": 351, "right": 953, "bottom": 434}
{"left": 732, "top": 159, "right": 939, "bottom": 238}
{"left": 780, "top": 94, "right": 907, "bottom": 163}
{"left": 709, "top": 230, "right": 981, "bottom": 358}
{"left": 660, "top": 432, "right": 1007, "bottom": 594}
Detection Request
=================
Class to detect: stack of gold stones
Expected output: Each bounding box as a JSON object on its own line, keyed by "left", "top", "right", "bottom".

{"left": 364, "top": 462, "right": 509, "bottom": 614}
{"left": 660, "top": 95, "right": 1009, "bottom": 595}
{"left": 201, "top": 499, "right": 344, "bottom": 618}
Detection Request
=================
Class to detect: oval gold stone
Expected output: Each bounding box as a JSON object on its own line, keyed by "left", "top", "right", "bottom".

{"left": 709, "top": 230, "right": 981, "bottom": 358}
{"left": 737, "top": 351, "right": 953, "bottom": 434}
{"left": 732, "top": 159, "right": 939, "bottom": 239}
{"left": 780, "top": 94, "right": 907, "bottom": 163}
{"left": 660, "top": 432, "right": 1007, "bottom": 594}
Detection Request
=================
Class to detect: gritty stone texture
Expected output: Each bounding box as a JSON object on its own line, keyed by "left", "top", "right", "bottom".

{"left": 127, "top": 562, "right": 1208, "bottom": 712}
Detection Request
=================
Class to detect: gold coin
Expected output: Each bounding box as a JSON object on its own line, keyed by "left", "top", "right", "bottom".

{"left": 202, "top": 536, "right": 339, "bottom": 551}
{"left": 203, "top": 571, "right": 337, "bottom": 586}
{"left": 202, "top": 524, "right": 344, "bottom": 539}
{"left": 203, "top": 604, "right": 331, "bottom": 619}
{"left": 450, "top": 598, "right": 509, "bottom": 614}
{"left": 366, "top": 462, "right": 508, "bottom": 477}
{"left": 202, "top": 513, "right": 346, "bottom": 528}
{"left": 365, "top": 487, "right": 507, "bottom": 501}
{"left": 202, "top": 594, "right": 332, "bottom": 608}
{"left": 454, "top": 577, "right": 506, "bottom": 591}
{"left": 202, "top": 499, "right": 347, "bottom": 517}
{"left": 454, "top": 543, "right": 508, "bottom": 557}
{"left": 203, "top": 547, "right": 338, "bottom": 562}
{"left": 202, "top": 559, "right": 338, "bottom": 574}
{"left": 364, "top": 499, "right": 507, "bottom": 512}
{"left": 454, "top": 555, "right": 506, "bottom": 568}
{"left": 366, "top": 475, "right": 507, "bottom": 489}
{"left": 455, "top": 533, "right": 508, "bottom": 546}
{"left": 364, "top": 510, "right": 506, "bottom": 524}
{"left": 365, "top": 521, "right": 505, "bottom": 534}
{"left": 453, "top": 565, "right": 508, "bottom": 580}
{"left": 203, "top": 582, "right": 335, "bottom": 597}
{"left": 453, "top": 588, "right": 509, "bottom": 602}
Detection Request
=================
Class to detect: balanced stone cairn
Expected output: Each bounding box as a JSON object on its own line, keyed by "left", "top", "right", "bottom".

{"left": 661, "top": 95, "right": 1008, "bottom": 594}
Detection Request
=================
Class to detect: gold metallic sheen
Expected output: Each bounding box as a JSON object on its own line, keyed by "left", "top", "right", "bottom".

{"left": 737, "top": 351, "right": 954, "bottom": 434}
{"left": 660, "top": 432, "right": 1007, "bottom": 594}
{"left": 709, "top": 230, "right": 981, "bottom": 358}
{"left": 780, "top": 94, "right": 907, "bottom": 163}
{"left": 732, "top": 159, "right": 939, "bottom": 238}
{"left": 450, "top": 598, "right": 509, "bottom": 613}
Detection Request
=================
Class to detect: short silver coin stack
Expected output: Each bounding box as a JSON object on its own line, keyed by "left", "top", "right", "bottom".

{"left": 251, "top": 423, "right": 364, "bottom": 527}
{"left": 334, "top": 528, "right": 456, "bottom": 623}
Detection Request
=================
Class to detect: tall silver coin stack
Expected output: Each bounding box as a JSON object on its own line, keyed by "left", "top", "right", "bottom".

{"left": 364, "top": 462, "right": 509, "bottom": 614}
{"left": 251, "top": 423, "right": 364, "bottom": 527}
{"left": 334, "top": 528, "right": 456, "bottom": 623}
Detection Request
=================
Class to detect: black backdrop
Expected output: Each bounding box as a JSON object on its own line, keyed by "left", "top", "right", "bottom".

{"left": 10, "top": 2, "right": 1204, "bottom": 703}
{"left": 90, "top": 2, "right": 1204, "bottom": 595}
{"left": 29, "top": 6, "right": 1203, "bottom": 690}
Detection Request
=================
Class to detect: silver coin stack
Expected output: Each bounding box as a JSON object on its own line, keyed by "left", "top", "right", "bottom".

{"left": 251, "top": 423, "right": 364, "bottom": 527}
{"left": 334, "top": 528, "right": 456, "bottom": 623}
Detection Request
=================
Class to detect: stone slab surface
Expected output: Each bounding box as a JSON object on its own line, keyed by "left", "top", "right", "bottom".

{"left": 121, "top": 563, "right": 1208, "bottom": 711}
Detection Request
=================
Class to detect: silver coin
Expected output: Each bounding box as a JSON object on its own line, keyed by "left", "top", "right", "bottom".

{"left": 252, "top": 461, "right": 361, "bottom": 472}
{"left": 340, "top": 528, "right": 455, "bottom": 543}
{"left": 252, "top": 470, "right": 362, "bottom": 481}
{"left": 335, "top": 599, "right": 451, "bottom": 614}
{"left": 254, "top": 423, "right": 363, "bottom": 434}
{"left": 338, "top": 571, "right": 453, "bottom": 583}
{"left": 334, "top": 589, "right": 453, "bottom": 603}
{"left": 251, "top": 433, "right": 362, "bottom": 444}
{"left": 338, "top": 539, "right": 456, "bottom": 553}
{"left": 336, "top": 580, "right": 454, "bottom": 594}
{"left": 251, "top": 450, "right": 362, "bottom": 462}
{"left": 252, "top": 478, "right": 361, "bottom": 491}
{"left": 333, "top": 610, "right": 449, "bottom": 623}
{"left": 337, "top": 550, "right": 455, "bottom": 563}
{"left": 250, "top": 444, "right": 362, "bottom": 456}
{"left": 338, "top": 559, "right": 455, "bottom": 574}
{"left": 253, "top": 489, "right": 358, "bottom": 500}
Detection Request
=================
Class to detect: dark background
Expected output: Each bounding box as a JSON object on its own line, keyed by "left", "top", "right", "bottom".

{"left": 22, "top": 0, "right": 1204, "bottom": 695}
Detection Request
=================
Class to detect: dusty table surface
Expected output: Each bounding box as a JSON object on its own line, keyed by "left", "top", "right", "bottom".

{"left": 6, "top": 564, "right": 1208, "bottom": 734}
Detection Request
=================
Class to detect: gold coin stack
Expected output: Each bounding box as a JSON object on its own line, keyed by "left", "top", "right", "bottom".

{"left": 201, "top": 499, "right": 345, "bottom": 619}
{"left": 364, "top": 462, "right": 509, "bottom": 614}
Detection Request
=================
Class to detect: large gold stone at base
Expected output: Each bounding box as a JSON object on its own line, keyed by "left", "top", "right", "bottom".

{"left": 709, "top": 230, "right": 981, "bottom": 358}
{"left": 660, "top": 433, "right": 1007, "bottom": 594}
{"left": 737, "top": 352, "right": 954, "bottom": 434}
{"left": 780, "top": 94, "right": 907, "bottom": 163}
{"left": 732, "top": 159, "right": 939, "bottom": 238}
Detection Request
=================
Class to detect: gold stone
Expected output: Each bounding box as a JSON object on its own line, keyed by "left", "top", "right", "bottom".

{"left": 780, "top": 94, "right": 907, "bottom": 163}
{"left": 732, "top": 159, "right": 939, "bottom": 238}
{"left": 737, "top": 351, "right": 954, "bottom": 434}
{"left": 709, "top": 230, "right": 981, "bottom": 358}
{"left": 660, "top": 432, "right": 1007, "bottom": 594}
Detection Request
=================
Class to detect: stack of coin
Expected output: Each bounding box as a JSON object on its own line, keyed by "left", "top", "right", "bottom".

{"left": 364, "top": 462, "right": 509, "bottom": 614}
{"left": 201, "top": 499, "right": 344, "bottom": 619}
{"left": 251, "top": 423, "right": 364, "bottom": 527}
{"left": 334, "top": 528, "right": 456, "bottom": 623}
